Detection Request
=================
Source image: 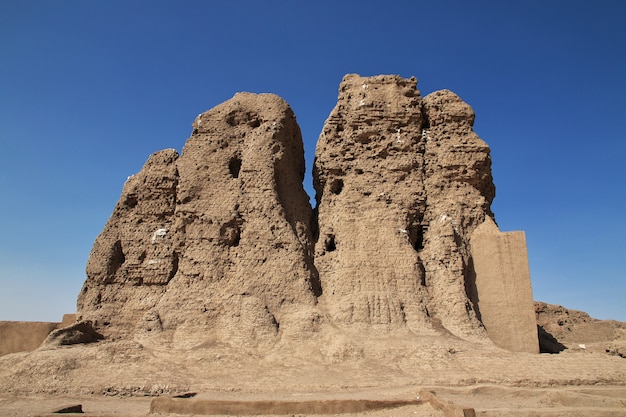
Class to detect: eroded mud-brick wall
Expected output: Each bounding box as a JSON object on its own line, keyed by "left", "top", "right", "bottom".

{"left": 79, "top": 74, "right": 537, "bottom": 353}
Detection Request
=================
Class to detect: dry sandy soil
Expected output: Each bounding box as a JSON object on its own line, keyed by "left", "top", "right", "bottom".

{"left": 1, "top": 329, "right": 625, "bottom": 417}
{"left": 1, "top": 384, "right": 625, "bottom": 417}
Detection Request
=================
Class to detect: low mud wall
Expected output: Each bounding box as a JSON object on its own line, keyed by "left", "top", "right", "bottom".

{"left": 0, "top": 314, "right": 75, "bottom": 356}
{"left": 150, "top": 398, "right": 422, "bottom": 415}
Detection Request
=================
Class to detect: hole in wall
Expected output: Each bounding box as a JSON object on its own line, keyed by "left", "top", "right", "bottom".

{"left": 324, "top": 234, "right": 336, "bottom": 252}
{"left": 107, "top": 240, "right": 126, "bottom": 277}
{"left": 124, "top": 195, "right": 138, "bottom": 208}
{"left": 228, "top": 156, "right": 242, "bottom": 178}
{"left": 329, "top": 178, "right": 344, "bottom": 195}
{"left": 408, "top": 225, "right": 424, "bottom": 251}
{"left": 225, "top": 114, "right": 237, "bottom": 126}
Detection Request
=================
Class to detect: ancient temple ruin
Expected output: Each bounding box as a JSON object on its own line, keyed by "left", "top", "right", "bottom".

{"left": 77, "top": 74, "right": 539, "bottom": 354}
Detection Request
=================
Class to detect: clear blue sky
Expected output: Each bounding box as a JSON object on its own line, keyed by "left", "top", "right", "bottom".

{"left": 1, "top": 1, "right": 625, "bottom": 322}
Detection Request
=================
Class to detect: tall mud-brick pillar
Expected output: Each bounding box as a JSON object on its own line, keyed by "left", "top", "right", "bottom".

{"left": 470, "top": 217, "right": 539, "bottom": 353}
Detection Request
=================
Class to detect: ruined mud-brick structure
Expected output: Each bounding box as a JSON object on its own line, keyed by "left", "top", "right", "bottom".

{"left": 77, "top": 74, "right": 538, "bottom": 354}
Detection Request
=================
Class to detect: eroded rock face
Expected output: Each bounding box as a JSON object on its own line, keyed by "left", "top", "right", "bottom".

{"left": 313, "top": 75, "right": 494, "bottom": 338}
{"left": 79, "top": 93, "right": 320, "bottom": 346}
{"left": 419, "top": 89, "right": 495, "bottom": 338}
{"left": 79, "top": 149, "right": 179, "bottom": 334}
{"left": 80, "top": 75, "right": 505, "bottom": 347}
{"left": 313, "top": 75, "right": 431, "bottom": 332}
{"left": 535, "top": 302, "right": 626, "bottom": 345}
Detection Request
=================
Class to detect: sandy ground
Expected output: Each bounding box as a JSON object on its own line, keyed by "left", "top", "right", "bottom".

{"left": 1, "top": 384, "right": 625, "bottom": 417}
{"left": 1, "top": 331, "right": 625, "bottom": 417}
